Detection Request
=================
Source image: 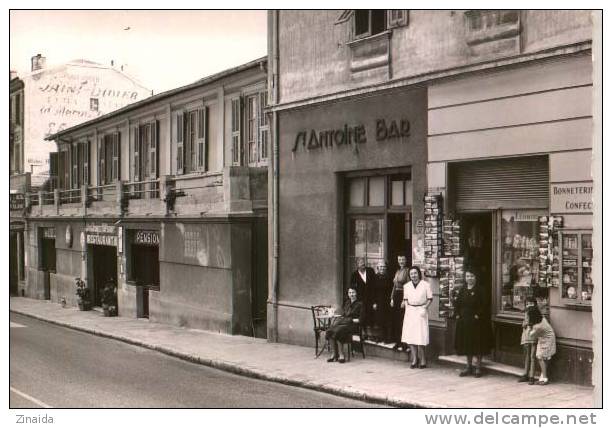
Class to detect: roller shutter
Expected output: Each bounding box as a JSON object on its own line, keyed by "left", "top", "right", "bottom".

{"left": 450, "top": 156, "right": 549, "bottom": 211}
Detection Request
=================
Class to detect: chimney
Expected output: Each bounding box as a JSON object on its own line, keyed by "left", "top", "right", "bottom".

{"left": 31, "top": 54, "right": 46, "bottom": 72}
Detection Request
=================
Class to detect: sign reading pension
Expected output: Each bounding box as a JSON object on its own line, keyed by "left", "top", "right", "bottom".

{"left": 134, "top": 230, "right": 160, "bottom": 246}
{"left": 550, "top": 182, "right": 593, "bottom": 214}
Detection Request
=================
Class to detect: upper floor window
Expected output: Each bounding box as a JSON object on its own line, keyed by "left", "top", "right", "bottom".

{"left": 232, "top": 92, "right": 268, "bottom": 167}
{"left": 175, "top": 107, "right": 207, "bottom": 175}
{"left": 464, "top": 10, "right": 520, "bottom": 47}
{"left": 133, "top": 121, "right": 159, "bottom": 183}
{"left": 90, "top": 98, "right": 99, "bottom": 112}
{"left": 98, "top": 132, "right": 121, "bottom": 185}
{"left": 351, "top": 10, "right": 408, "bottom": 39}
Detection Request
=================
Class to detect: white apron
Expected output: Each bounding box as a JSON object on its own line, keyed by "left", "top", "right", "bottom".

{"left": 401, "top": 280, "right": 432, "bottom": 346}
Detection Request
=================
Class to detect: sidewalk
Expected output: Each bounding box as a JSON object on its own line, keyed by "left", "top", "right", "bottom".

{"left": 10, "top": 297, "right": 594, "bottom": 408}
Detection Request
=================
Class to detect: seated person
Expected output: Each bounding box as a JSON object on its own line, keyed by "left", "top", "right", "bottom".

{"left": 325, "top": 286, "right": 365, "bottom": 363}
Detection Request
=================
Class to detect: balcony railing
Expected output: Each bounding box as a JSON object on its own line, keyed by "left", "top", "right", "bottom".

{"left": 126, "top": 179, "right": 160, "bottom": 199}
{"left": 87, "top": 184, "right": 118, "bottom": 202}
{"left": 40, "top": 191, "right": 55, "bottom": 206}
{"left": 59, "top": 189, "right": 81, "bottom": 204}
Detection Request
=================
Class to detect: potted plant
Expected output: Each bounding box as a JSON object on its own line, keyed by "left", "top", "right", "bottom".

{"left": 75, "top": 277, "right": 92, "bottom": 311}
{"left": 101, "top": 281, "right": 117, "bottom": 317}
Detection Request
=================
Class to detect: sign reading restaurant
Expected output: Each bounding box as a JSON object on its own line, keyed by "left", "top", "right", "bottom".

{"left": 292, "top": 118, "right": 410, "bottom": 152}
{"left": 550, "top": 182, "right": 593, "bottom": 213}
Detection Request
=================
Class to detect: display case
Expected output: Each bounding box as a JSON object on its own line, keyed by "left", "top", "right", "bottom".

{"left": 559, "top": 230, "right": 592, "bottom": 306}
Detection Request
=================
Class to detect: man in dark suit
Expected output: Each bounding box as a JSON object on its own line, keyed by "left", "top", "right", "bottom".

{"left": 350, "top": 257, "right": 376, "bottom": 339}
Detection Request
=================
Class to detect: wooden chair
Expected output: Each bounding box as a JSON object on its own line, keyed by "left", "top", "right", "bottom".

{"left": 346, "top": 323, "right": 366, "bottom": 361}
{"left": 311, "top": 305, "right": 333, "bottom": 357}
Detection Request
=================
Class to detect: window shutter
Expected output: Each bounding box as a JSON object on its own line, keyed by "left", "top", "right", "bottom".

{"left": 98, "top": 137, "right": 105, "bottom": 186}
{"left": 117, "top": 132, "right": 121, "bottom": 181}
{"left": 387, "top": 10, "right": 408, "bottom": 28}
{"left": 197, "top": 108, "right": 207, "bottom": 171}
{"left": 231, "top": 98, "right": 242, "bottom": 166}
{"left": 150, "top": 120, "right": 158, "bottom": 179}
{"left": 176, "top": 112, "right": 184, "bottom": 175}
{"left": 133, "top": 127, "right": 140, "bottom": 182}
{"left": 451, "top": 156, "right": 549, "bottom": 211}
{"left": 49, "top": 152, "right": 58, "bottom": 190}
{"left": 83, "top": 141, "right": 90, "bottom": 186}
{"left": 71, "top": 143, "right": 79, "bottom": 189}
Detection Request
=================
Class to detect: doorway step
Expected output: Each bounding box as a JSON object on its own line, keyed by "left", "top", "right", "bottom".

{"left": 438, "top": 354, "right": 523, "bottom": 377}
{"left": 362, "top": 340, "right": 413, "bottom": 362}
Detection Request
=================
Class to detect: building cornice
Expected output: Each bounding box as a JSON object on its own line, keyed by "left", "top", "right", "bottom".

{"left": 268, "top": 41, "right": 592, "bottom": 113}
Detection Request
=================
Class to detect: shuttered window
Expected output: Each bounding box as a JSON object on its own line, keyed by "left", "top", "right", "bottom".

{"left": 450, "top": 156, "right": 549, "bottom": 211}
{"left": 231, "top": 98, "right": 241, "bottom": 165}
{"left": 83, "top": 140, "right": 90, "bottom": 186}
{"left": 176, "top": 112, "right": 184, "bottom": 175}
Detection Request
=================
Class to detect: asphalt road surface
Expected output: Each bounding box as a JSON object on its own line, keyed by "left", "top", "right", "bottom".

{"left": 10, "top": 313, "right": 385, "bottom": 408}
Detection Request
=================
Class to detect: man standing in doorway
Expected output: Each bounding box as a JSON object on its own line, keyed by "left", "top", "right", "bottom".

{"left": 390, "top": 255, "right": 409, "bottom": 351}
{"left": 350, "top": 257, "right": 376, "bottom": 339}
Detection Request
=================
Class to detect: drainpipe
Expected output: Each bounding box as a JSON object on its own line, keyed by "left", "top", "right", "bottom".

{"left": 268, "top": 10, "right": 280, "bottom": 342}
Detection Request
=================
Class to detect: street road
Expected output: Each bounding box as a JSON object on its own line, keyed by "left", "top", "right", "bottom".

{"left": 10, "top": 313, "right": 384, "bottom": 408}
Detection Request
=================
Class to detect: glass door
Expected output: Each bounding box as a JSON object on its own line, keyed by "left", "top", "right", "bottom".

{"left": 348, "top": 217, "right": 384, "bottom": 271}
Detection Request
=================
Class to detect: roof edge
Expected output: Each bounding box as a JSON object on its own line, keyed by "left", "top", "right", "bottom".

{"left": 45, "top": 56, "right": 267, "bottom": 142}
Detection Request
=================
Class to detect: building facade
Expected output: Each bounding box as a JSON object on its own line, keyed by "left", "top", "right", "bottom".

{"left": 10, "top": 55, "right": 151, "bottom": 297}
{"left": 23, "top": 58, "right": 269, "bottom": 338}
{"left": 267, "top": 10, "right": 595, "bottom": 384}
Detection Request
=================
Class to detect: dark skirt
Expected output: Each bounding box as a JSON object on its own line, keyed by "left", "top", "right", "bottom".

{"left": 325, "top": 318, "right": 356, "bottom": 343}
{"left": 455, "top": 317, "right": 493, "bottom": 356}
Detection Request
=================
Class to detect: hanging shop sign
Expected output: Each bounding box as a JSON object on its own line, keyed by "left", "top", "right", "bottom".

{"left": 42, "top": 227, "right": 56, "bottom": 239}
{"left": 86, "top": 234, "right": 117, "bottom": 246}
{"left": 292, "top": 118, "right": 410, "bottom": 152}
{"left": 550, "top": 182, "right": 593, "bottom": 214}
{"left": 134, "top": 230, "right": 160, "bottom": 246}
{"left": 9, "top": 193, "right": 25, "bottom": 210}
{"left": 86, "top": 224, "right": 117, "bottom": 234}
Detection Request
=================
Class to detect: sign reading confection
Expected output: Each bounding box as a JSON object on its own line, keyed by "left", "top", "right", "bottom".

{"left": 550, "top": 182, "right": 593, "bottom": 214}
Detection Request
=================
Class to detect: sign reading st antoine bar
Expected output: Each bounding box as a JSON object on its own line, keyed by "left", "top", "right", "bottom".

{"left": 292, "top": 118, "right": 410, "bottom": 152}
{"left": 550, "top": 182, "right": 593, "bottom": 213}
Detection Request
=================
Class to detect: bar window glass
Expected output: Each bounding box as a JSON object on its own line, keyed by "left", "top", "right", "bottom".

{"left": 368, "top": 176, "right": 384, "bottom": 206}
{"left": 349, "top": 178, "right": 365, "bottom": 207}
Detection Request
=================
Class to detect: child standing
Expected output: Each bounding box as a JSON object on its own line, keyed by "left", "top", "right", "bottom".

{"left": 528, "top": 306, "right": 557, "bottom": 385}
{"left": 518, "top": 297, "right": 538, "bottom": 384}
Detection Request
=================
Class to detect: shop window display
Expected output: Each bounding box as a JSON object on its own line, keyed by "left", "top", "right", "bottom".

{"left": 500, "top": 211, "right": 543, "bottom": 313}
{"left": 560, "top": 231, "right": 592, "bottom": 305}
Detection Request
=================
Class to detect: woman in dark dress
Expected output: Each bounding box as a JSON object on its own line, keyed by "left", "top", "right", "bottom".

{"left": 326, "top": 286, "right": 365, "bottom": 363}
{"left": 455, "top": 269, "right": 493, "bottom": 377}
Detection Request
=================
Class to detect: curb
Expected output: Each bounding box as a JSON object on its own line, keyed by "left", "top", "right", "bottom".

{"left": 11, "top": 308, "right": 436, "bottom": 408}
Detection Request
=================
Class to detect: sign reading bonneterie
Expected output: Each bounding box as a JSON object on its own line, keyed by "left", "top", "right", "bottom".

{"left": 134, "top": 230, "right": 159, "bottom": 246}
{"left": 550, "top": 182, "right": 593, "bottom": 214}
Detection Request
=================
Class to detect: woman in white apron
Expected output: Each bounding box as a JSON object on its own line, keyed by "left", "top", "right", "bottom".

{"left": 401, "top": 266, "right": 433, "bottom": 368}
